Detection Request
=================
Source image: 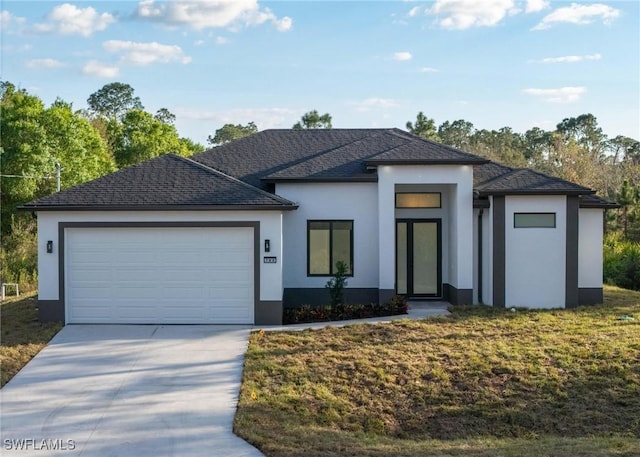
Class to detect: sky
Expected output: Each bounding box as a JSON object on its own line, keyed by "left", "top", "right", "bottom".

{"left": 1, "top": 0, "right": 639, "bottom": 146}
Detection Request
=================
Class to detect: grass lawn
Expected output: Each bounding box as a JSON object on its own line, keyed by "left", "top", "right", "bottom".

{"left": 235, "top": 285, "right": 640, "bottom": 457}
{"left": 0, "top": 292, "right": 63, "bottom": 387}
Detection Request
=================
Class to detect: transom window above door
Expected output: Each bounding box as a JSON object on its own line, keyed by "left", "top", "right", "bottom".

{"left": 307, "top": 220, "right": 353, "bottom": 276}
{"left": 395, "top": 192, "right": 441, "bottom": 208}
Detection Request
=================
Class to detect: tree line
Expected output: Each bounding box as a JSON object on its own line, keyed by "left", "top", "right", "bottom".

{"left": 1, "top": 80, "right": 639, "bottom": 288}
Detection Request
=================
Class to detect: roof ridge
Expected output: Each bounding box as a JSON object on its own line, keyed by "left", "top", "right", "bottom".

{"left": 386, "top": 128, "right": 485, "bottom": 160}
{"left": 175, "top": 155, "right": 297, "bottom": 206}
{"left": 263, "top": 130, "right": 406, "bottom": 179}
{"left": 511, "top": 167, "right": 595, "bottom": 192}
{"left": 474, "top": 163, "right": 517, "bottom": 188}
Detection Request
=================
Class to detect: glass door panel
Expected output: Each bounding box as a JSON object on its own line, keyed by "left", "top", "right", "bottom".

{"left": 396, "top": 222, "right": 407, "bottom": 294}
{"left": 412, "top": 222, "right": 438, "bottom": 295}
{"left": 396, "top": 220, "right": 440, "bottom": 297}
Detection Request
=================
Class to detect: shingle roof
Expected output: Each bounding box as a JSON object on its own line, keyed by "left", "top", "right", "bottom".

{"left": 22, "top": 129, "right": 608, "bottom": 211}
{"left": 473, "top": 162, "right": 594, "bottom": 196}
{"left": 193, "top": 128, "right": 488, "bottom": 188}
{"left": 579, "top": 194, "right": 620, "bottom": 208}
{"left": 365, "top": 130, "right": 488, "bottom": 165}
{"left": 22, "top": 154, "right": 297, "bottom": 211}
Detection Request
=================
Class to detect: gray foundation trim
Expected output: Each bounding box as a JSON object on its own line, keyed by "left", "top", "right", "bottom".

{"left": 283, "top": 288, "right": 380, "bottom": 308}
{"left": 443, "top": 284, "right": 473, "bottom": 305}
{"left": 577, "top": 288, "right": 603, "bottom": 306}
{"left": 57, "top": 221, "right": 260, "bottom": 324}
{"left": 492, "top": 196, "right": 506, "bottom": 308}
{"left": 256, "top": 301, "right": 283, "bottom": 325}
{"left": 37, "top": 299, "right": 64, "bottom": 322}
{"left": 565, "top": 196, "right": 579, "bottom": 308}
{"left": 379, "top": 289, "right": 396, "bottom": 305}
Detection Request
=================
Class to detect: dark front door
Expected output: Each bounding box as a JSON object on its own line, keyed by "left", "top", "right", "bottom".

{"left": 396, "top": 220, "right": 442, "bottom": 297}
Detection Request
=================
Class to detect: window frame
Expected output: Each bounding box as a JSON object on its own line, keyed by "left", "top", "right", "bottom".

{"left": 513, "top": 212, "right": 556, "bottom": 228}
{"left": 395, "top": 192, "right": 442, "bottom": 209}
{"left": 307, "top": 220, "right": 354, "bottom": 277}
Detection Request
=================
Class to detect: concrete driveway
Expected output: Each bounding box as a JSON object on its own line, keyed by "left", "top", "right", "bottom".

{"left": 0, "top": 325, "right": 264, "bottom": 457}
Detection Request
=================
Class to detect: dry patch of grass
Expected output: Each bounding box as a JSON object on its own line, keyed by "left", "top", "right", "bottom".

{"left": 1, "top": 293, "right": 63, "bottom": 387}
{"left": 235, "top": 286, "right": 640, "bottom": 457}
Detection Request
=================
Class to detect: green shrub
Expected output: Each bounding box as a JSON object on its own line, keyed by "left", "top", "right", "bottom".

{"left": 0, "top": 215, "right": 38, "bottom": 292}
{"left": 325, "top": 261, "right": 349, "bottom": 307}
{"left": 603, "top": 233, "right": 640, "bottom": 290}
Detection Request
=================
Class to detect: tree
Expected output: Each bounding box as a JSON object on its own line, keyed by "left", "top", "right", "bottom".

{"left": 556, "top": 114, "right": 606, "bottom": 161}
{"left": 110, "top": 109, "right": 195, "bottom": 168}
{"left": 292, "top": 110, "right": 332, "bottom": 129}
{"left": 437, "top": 119, "right": 474, "bottom": 149}
{"left": 406, "top": 112, "right": 438, "bottom": 141}
{"left": 207, "top": 122, "right": 258, "bottom": 145}
{"left": 87, "top": 82, "right": 144, "bottom": 119}
{"left": 0, "top": 83, "right": 53, "bottom": 231}
{"left": 41, "top": 101, "right": 116, "bottom": 189}
{"left": 609, "top": 135, "right": 640, "bottom": 164}
{"left": 154, "top": 108, "right": 176, "bottom": 125}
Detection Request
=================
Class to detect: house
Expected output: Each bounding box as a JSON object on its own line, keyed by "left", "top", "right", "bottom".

{"left": 22, "top": 128, "right": 617, "bottom": 325}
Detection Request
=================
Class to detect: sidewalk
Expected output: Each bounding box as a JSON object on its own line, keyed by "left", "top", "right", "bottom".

{"left": 260, "top": 301, "right": 451, "bottom": 331}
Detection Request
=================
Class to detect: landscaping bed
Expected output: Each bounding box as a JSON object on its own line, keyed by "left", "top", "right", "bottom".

{"left": 283, "top": 295, "right": 408, "bottom": 324}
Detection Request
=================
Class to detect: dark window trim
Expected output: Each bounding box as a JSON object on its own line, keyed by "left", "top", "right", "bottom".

{"left": 307, "top": 220, "right": 354, "bottom": 277}
{"left": 395, "top": 192, "right": 442, "bottom": 209}
{"left": 514, "top": 212, "right": 556, "bottom": 228}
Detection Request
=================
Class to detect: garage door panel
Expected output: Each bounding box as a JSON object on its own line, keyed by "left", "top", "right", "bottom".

{"left": 65, "top": 227, "right": 255, "bottom": 324}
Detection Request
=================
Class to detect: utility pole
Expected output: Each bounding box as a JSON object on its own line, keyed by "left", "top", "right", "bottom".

{"left": 55, "top": 163, "right": 62, "bottom": 192}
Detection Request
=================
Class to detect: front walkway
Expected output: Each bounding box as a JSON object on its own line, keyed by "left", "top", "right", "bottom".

{"left": 261, "top": 301, "right": 451, "bottom": 331}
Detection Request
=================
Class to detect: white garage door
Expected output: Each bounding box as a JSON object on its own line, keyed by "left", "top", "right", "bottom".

{"left": 65, "top": 227, "right": 254, "bottom": 324}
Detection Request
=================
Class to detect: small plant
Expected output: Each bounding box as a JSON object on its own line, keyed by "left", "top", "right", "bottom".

{"left": 326, "top": 261, "right": 349, "bottom": 307}
{"left": 388, "top": 294, "right": 408, "bottom": 314}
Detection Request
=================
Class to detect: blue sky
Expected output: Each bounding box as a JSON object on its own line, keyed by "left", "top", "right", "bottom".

{"left": 1, "top": 0, "right": 638, "bottom": 145}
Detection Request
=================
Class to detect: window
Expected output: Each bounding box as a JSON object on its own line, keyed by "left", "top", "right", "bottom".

{"left": 514, "top": 212, "right": 556, "bottom": 228}
{"left": 395, "top": 192, "right": 441, "bottom": 208}
{"left": 308, "top": 220, "right": 353, "bottom": 276}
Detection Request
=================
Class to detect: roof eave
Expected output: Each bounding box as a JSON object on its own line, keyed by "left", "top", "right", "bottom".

{"left": 579, "top": 202, "right": 620, "bottom": 209}
{"left": 476, "top": 189, "right": 595, "bottom": 197}
{"left": 366, "top": 159, "right": 489, "bottom": 166}
{"left": 262, "top": 176, "right": 378, "bottom": 183}
{"left": 18, "top": 204, "right": 299, "bottom": 212}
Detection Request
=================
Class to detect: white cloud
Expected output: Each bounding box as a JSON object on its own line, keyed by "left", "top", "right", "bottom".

{"left": 135, "top": 0, "right": 292, "bottom": 32}
{"left": 34, "top": 3, "right": 115, "bottom": 37}
{"left": 408, "top": 6, "right": 422, "bottom": 17}
{"left": 194, "top": 39, "right": 205, "bottom": 46}
{"left": 103, "top": 40, "right": 192, "bottom": 66}
{"left": 26, "top": 58, "right": 65, "bottom": 69}
{"left": 536, "top": 53, "right": 602, "bottom": 63}
{"left": 82, "top": 61, "right": 119, "bottom": 78}
{"left": 274, "top": 16, "right": 292, "bottom": 32}
{"left": 428, "top": 0, "right": 518, "bottom": 29}
{"left": 353, "top": 98, "right": 399, "bottom": 112}
{"left": 525, "top": 0, "right": 550, "bottom": 13}
{"left": 215, "top": 36, "right": 229, "bottom": 45}
{"left": 1, "top": 10, "right": 25, "bottom": 28}
{"left": 532, "top": 3, "right": 620, "bottom": 30}
{"left": 419, "top": 67, "right": 439, "bottom": 73}
{"left": 523, "top": 86, "right": 587, "bottom": 103}
{"left": 393, "top": 51, "right": 412, "bottom": 61}
{"left": 174, "top": 107, "right": 296, "bottom": 129}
